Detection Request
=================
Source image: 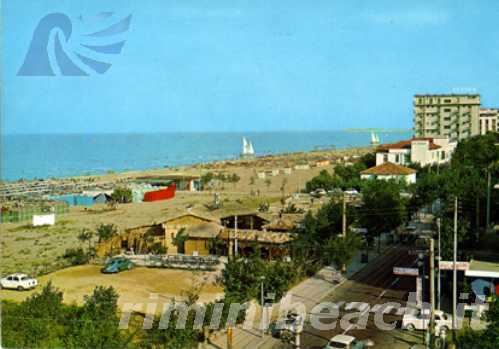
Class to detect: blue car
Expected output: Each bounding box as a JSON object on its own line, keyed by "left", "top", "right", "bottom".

{"left": 102, "top": 257, "right": 134, "bottom": 273}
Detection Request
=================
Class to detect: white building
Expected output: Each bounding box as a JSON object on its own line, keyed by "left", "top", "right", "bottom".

{"left": 375, "top": 137, "right": 456, "bottom": 167}
{"left": 360, "top": 162, "right": 417, "bottom": 184}
{"left": 479, "top": 108, "right": 499, "bottom": 135}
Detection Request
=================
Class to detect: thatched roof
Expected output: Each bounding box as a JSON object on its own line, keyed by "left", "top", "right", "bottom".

{"left": 219, "top": 229, "right": 295, "bottom": 244}
{"left": 184, "top": 222, "right": 222, "bottom": 239}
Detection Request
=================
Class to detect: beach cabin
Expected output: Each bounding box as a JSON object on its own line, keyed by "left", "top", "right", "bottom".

{"left": 96, "top": 212, "right": 219, "bottom": 257}
{"left": 49, "top": 194, "right": 94, "bottom": 206}
{"left": 360, "top": 162, "right": 417, "bottom": 184}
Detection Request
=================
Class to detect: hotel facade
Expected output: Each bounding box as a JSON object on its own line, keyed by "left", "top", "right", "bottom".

{"left": 479, "top": 108, "right": 499, "bottom": 135}
{"left": 413, "top": 94, "right": 481, "bottom": 141}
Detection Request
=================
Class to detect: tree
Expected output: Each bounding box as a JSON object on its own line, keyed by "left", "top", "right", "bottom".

{"left": 77, "top": 229, "right": 94, "bottom": 252}
{"left": 200, "top": 172, "right": 215, "bottom": 190}
{"left": 456, "top": 296, "right": 499, "bottom": 349}
{"left": 96, "top": 223, "right": 118, "bottom": 242}
{"left": 229, "top": 173, "right": 241, "bottom": 188}
{"left": 265, "top": 178, "right": 272, "bottom": 189}
{"left": 65, "top": 286, "right": 127, "bottom": 349}
{"left": 323, "top": 232, "right": 363, "bottom": 269}
{"left": 110, "top": 187, "right": 133, "bottom": 204}
{"left": 2, "top": 282, "right": 66, "bottom": 348}
{"left": 305, "top": 169, "right": 337, "bottom": 192}
{"left": 62, "top": 247, "right": 90, "bottom": 265}
{"left": 358, "top": 179, "right": 406, "bottom": 249}
{"left": 173, "top": 228, "right": 189, "bottom": 254}
{"left": 2, "top": 283, "right": 137, "bottom": 349}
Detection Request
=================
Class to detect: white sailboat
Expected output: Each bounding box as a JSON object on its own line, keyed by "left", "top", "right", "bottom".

{"left": 241, "top": 137, "right": 256, "bottom": 159}
{"left": 370, "top": 132, "right": 380, "bottom": 146}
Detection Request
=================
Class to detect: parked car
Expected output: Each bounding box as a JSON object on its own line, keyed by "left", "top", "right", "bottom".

{"left": 324, "top": 334, "right": 374, "bottom": 349}
{"left": 402, "top": 310, "right": 452, "bottom": 335}
{"left": 102, "top": 257, "right": 134, "bottom": 273}
{"left": 311, "top": 188, "right": 327, "bottom": 197}
{"left": 0, "top": 273, "right": 38, "bottom": 291}
{"left": 344, "top": 188, "right": 359, "bottom": 197}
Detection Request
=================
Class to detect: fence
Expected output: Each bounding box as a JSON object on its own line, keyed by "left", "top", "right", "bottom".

{"left": 0, "top": 204, "right": 69, "bottom": 223}
{"left": 118, "top": 254, "right": 220, "bottom": 271}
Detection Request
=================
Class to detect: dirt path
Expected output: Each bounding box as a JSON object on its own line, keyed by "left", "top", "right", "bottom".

{"left": 0, "top": 265, "right": 223, "bottom": 312}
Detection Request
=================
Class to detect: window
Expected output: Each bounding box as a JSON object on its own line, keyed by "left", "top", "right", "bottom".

{"left": 7, "top": 276, "right": 13, "bottom": 281}
{"left": 444, "top": 108, "right": 451, "bottom": 112}
{"left": 444, "top": 99, "right": 451, "bottom": 103}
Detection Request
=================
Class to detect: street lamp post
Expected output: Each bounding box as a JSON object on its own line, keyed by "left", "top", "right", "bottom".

{"left": 260, "top": 276, "right": 265, "bottom": 338}
{"left": 437, "top": 218, "right": 441, "bottom": 311}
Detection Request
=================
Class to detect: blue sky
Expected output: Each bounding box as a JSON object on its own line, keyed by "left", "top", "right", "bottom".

{"left": 3, "top": 0, "right": 499, "bottom": 134}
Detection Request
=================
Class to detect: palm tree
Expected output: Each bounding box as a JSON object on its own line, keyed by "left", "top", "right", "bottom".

{"left": 78, "top": 229, "right": 94, "bottom": 252}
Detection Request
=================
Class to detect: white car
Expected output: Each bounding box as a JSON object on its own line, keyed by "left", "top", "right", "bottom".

{"left": 324, "top": 334, "right": 373, "bottom": 349}
{"left": 0, "top": 273, "right": 38, "bottom": 291}
{"left": 402, "top": 310, "right": 452, "bottom": 335}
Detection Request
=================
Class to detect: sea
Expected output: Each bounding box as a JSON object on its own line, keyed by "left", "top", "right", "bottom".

{"left": 2, "top": 131, "right": 412, "bottom": 182}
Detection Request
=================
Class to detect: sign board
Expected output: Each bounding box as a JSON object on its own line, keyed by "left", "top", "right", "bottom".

{"left": 408, "top": 249, "right": 428, "bottom": 256}
{"left": 393, "top": 267, "right": 419, "bottom": 276}
{"left": 439, "top": 261, "right": 470, "bottom": 271}
{"left": 32, "top": 214, "right": 55, "bottom": 226}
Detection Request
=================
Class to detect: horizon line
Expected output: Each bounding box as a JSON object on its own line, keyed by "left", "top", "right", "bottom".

{"left": 2, "top": 128, "right": 413, "bottom": 136}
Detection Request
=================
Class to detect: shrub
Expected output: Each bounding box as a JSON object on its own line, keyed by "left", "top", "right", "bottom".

{"left": 62, "top": 248, "right": 89, "bottom": 265}
{"left": 110, "top": 187, "right": 132, "bottom": 204}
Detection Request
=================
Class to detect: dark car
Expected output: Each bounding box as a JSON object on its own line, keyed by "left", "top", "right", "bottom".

{"left": 102, "top": 257, "right": 134, "bottom": 273}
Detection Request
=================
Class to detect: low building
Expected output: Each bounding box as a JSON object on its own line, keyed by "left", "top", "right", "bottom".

{"left": 315, "top": 160, "right": 330, "bottom": 168}
{"left": 376, "top": 137, "right": 456, "bottom": 167}
{"left": 96, "top": 210, "right": 299, "bottom": 260}
{"left": 360, "top": 162, "right": 417, "bottom": 184}
{"left": 135, "top": 174, "right": 201, "bottom": 192}
{"left": 294, "top": 164, "right": 310, "bottom": 170}
{"left": 479, "top": 108, "right": 499, "bottom": 135}
{"left": 264, "top": 169, "right": 280, "bottom": 177}
{"left": 257, "top": 171, "right": 266, "bottom": 179}
{"left": 96, "top": 212, "right": 219, "bottom": 257}
{"left": 183, "top": 222, "right": 222, "bottom": 256}
{"left": 219, "top": 228, "right": 294, "bottom": 259}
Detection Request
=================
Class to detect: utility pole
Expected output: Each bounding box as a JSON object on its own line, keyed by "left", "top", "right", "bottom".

{"left": 437, "top": 218, "right": 441, "bottom": 311}
{"left": 260, "top": 276, "right": 265, "bottom": 338}
{"left": 234, "top": 215, "right": 238, "bottom": 256}
{"left": 429, "top": 238, "right": 436, "bottom": 346}
{"left": 452, "top": 196, "right": 458, "bottom": 333}
{"left": 342, "top": 192, "right": 347, "bottom": 272}
{"left": 486, "top": 169, "right": 491, "bottom": 229}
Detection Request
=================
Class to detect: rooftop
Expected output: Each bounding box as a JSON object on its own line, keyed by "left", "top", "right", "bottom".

{"left": 361, "top": 162, "right": 417, "bottom": 176}
{"left": 377, "top": 138, "right": 441, "bottom": 152}
{"left": 219, "top": 229, "right": 295, "bottom": 244}
{"left": 184, "top": 222, "right": 221, "bottom": 239}
{"left": 414, "top": 93, "right": 480, "bottom": 97}
{"left": 466, "top": 260, "right": 499, "bottom": 278}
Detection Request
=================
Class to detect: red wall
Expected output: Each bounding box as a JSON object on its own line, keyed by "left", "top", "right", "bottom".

{"left": 143, "top": 183, "right": 176, "bottom": 202}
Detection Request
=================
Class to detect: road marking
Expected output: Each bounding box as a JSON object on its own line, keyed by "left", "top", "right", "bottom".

{"left": 343, "top": 276, "right": 403, "bottom": 334}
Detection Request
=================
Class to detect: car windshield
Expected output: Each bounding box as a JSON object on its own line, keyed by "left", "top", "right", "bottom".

{"left": 329, "top": 341, "right": 347, "bottom": 348}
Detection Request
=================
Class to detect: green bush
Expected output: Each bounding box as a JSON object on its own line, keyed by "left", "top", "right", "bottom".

{"left": 110, "top": 187, "right": 132, "bottom": 204}
{"left": 62, "top": 248, "right": 90, "bottom": 265}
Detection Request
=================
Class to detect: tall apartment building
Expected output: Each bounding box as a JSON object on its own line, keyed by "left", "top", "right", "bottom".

{"left": 413, "top": 94, "right": 481, "bottom": 141}
{"left": 479, "top": 108, "right": 499, "bottom": 134}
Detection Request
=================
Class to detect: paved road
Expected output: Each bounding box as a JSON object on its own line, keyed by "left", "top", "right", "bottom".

{"left": 204, "top": 246, "right": 424, "bottom": 349}
{"left": 299, "top": 247, "right": 424, "bottom": 349}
